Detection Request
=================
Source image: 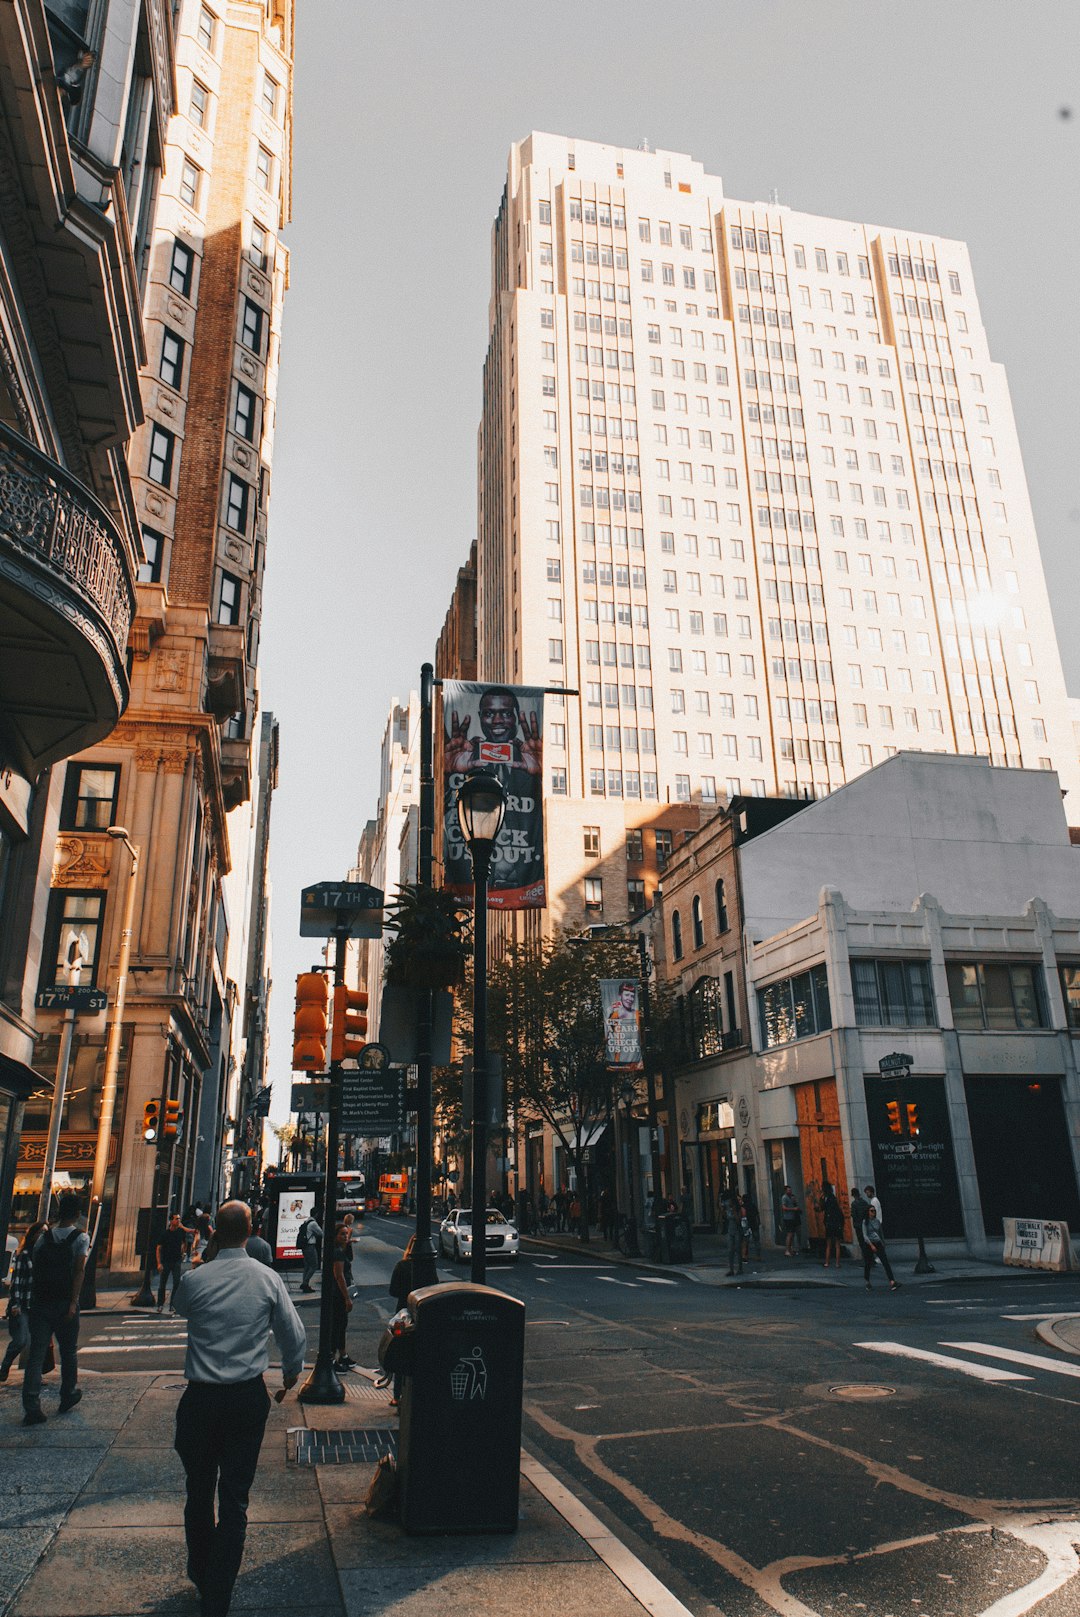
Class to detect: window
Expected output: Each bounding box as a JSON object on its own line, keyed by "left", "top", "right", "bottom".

{"left": 255, "top": 145, "right": 273, "bottom": 191}
{"left": 1059, "top": 966, "right": 1080, "bottom": 1029}
{"left": 851, "top": 958, "right": 935, "bottom": 1026}
{"left": 197, "top": 6, "right": 216, "bottom": 50}
{"left": 61, "top": 764, "right": 120, "bottom": 831}
{"left": 41, "top": 891, "right": 105, "bottom": 988}
{"left": 250, "top": 221, "right": 270, "bottom": 273}
{"left": 148, "top": 424, "right": 175, "bottom": 487}
{"left": 190, "top": 79, "right": 209, "bottom": 128}
{"left": 241, "top": 298, "right": 263, "bottom": 353}
{"left": 225, "top": 474, "right": 249, "bottom": 533}
{"left": 160, "top": 328, "right": 184, "bottom": 389}
{"left": 262, "top": 71, "right": 279, "bottom": 117}
{"left": 946, "top": 961, "right": 1046, "bottom": 1031}
{"left": 692, "top": 895, "right": 705, "bottom": 949}
{"left": 584, "top": 877, "right": 604, "bottom": 911}
{"left": 672, "top": 909, "right": 683, "bottom": 961}
{"left": 628, "top": 877, "right": 646, "bottom": 917}
{"left": 583, "top": 825, "right": 601, "bottom": 858}
{"left": 551, "top": 767, "right": 567, "bottom": 794}
{"left": 169, "top": 238, "right": 194, "bottom": 297}
{"left": 715, "top": 878, "right": 729, "bottom": 931}
{"left": 139, "top": 525, "right": 164, "bottom": 584}
{"left": 626, "top": 828, "right": 644, "bottom": 862}
{"left": 233, "top": 384, "right": 257, "bottom": 441}
{"left": 758, "top": 964, "right": 831, "bottom": 1047}
{"left": 179, "top": 159, "right": 202, "bottom": 210}
{"left": 655, "top": 829, "right": 674, "bottom": 866}
{"left": 216, "top": 570, "right": 242, "bottom": 625}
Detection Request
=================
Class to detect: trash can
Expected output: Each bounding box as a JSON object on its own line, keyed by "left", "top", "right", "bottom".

{"left": 665, "top": 1212, "right": 693, "bottom": 1263}
{"left": 394, "top": 1281, "right": 525, "bottom": 1534}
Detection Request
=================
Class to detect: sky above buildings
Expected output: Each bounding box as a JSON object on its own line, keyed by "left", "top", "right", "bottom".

{"left": 259, "top": 0, "right": 1079, "bottom": 1113}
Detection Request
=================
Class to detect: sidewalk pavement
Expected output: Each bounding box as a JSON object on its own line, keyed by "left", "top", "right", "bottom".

{"left": 0, "top": 1365, "right": 672, "bottom": 1617}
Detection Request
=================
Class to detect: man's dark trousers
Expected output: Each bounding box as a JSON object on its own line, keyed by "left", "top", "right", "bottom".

{"left": 22, "top": 1306, "right": 79, "bottom": 1413}
{"left": 158, "top": 1261, "right": 183, "bottom": 1310}
{"left": 174, "top": 1377, "right": 270, "bottom": 1617}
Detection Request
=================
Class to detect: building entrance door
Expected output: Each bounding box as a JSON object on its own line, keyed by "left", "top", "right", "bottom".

{"left": 964, "top": 1073, "right": 1080, "bottom": 1239}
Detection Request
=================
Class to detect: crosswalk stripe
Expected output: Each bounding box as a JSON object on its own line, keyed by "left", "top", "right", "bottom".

{"left": 81, "top": 1344, "right": 188, "bottom": 1355}
{"left": 596, "top": 1276, "right": 640, "bottom": 1289}
{"left": 854, "top": 1340, "right": 1031, "bottom": 1382}
{"left": 941, "top": 1341, "right": 1080, "bottom": 1379}
{"left": 637, "top": 1276, "right": 677, "bottom": 1286}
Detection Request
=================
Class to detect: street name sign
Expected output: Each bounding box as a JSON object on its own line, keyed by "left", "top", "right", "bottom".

{"left": 300, "top": 881, "right": 384, "bottom": 940}
{"left": 35, "top": 986, "right": 109, "bottom": 1013}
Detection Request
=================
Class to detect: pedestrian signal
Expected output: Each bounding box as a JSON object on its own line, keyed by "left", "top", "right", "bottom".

{"left": 331, "top": 984, "right": 369, "bottom": 1064}
{"left": 293, "top": 972, "right": 329, "bottom": 1072}
{"left": 885, "top": 1099, "right": 902, "bottom": 1134}
{"left": 164, "top": 1098, "right": 182, "bottom": 1139}
{"left": 143, "top": 1099, "right": 160, "bottom": 1143}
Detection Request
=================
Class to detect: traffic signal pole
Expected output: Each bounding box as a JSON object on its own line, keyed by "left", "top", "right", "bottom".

{"left": 300, "top": 925, "right": 348, "bottom": 1406}
{"left": 412, "top": 661, "right": 438, "bottom": 1289}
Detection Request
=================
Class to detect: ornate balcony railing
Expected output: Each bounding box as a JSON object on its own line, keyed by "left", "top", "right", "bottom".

{"left": 0, "top": 419, "right": 135, "bottom": 656}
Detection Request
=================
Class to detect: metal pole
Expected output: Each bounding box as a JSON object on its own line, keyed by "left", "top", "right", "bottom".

{"left": 38, "top": 938, "right": 85, "bottom": 1221}
{"left": 86, "top": 835, "right": 139, "bottom": 1270}
{"left": 300, "top": 930, "right": 346, "bottom": 1405}
{"left": 411, "top": 661, "right": 438, "bottom": 1288}
{"left": 470, "top": 844, "right": 491, "bottom": 1286}
{"left": 636, "top": 933, "right": 665, "bottom": 1222}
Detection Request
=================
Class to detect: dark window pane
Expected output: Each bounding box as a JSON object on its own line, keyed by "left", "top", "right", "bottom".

{"left": 851, "top": 959, "right": 879, "bottom": 1024}
{"left": 947, "top": 962, "right": 982, "bottom": 1028}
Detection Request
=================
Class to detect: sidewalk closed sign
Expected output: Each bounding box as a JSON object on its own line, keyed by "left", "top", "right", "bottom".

{"left": 1002, "top": 1217, "right": 1079, "bottom": 1272}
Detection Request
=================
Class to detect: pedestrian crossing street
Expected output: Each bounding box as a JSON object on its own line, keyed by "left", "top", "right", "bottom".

{"left": 81, "top": 1313, "right": 188, "bottom": 1356}
{"left": 855, "top": 1320, "right": 1080, "bottom": 1391}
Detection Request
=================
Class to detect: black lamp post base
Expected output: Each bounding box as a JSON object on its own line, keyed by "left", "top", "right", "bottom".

{"left": 913, "top": 1234, "right": 936, "bottom": 1274}
{"left": 298, "top": 1355, "right": 345, "bottom": 1405}
{"left": 411, "top": 1240, "right": 439, "bottom": 1290}
{"left": 131, "top": 1271, "right": 157, "bottom": 1308}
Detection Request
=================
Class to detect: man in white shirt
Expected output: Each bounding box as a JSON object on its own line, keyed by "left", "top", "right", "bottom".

{"left": 173, "top": 1200, "right": 305, "bottom": 1617}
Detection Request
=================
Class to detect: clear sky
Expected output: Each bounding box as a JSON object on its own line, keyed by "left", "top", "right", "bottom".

{"left": 259, "top": 1, "right": 1078, "bottom": 1116}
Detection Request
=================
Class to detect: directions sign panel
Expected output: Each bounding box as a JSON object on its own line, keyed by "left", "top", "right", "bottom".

{"left": 340, "top": 1066, "right": 405, "bottom": 1135}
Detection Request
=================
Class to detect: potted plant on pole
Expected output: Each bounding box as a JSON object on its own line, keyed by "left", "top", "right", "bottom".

{"left": 383, "top": 884, "right": 472, "bottom": 992}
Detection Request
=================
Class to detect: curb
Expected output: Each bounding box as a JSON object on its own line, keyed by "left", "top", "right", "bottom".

{"left": 1035, "top": 1315, "right": 1080, "bottom": 1357}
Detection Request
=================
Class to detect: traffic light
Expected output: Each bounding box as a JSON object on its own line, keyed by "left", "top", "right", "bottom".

{"left": 885, "top": 1098, "right": 902, "bottom": 1135}
{"left": 293, "top": 971, "right": 329, "bottom": 1072}
{"left": 143, "top": 1099, "right": 160, "bottom": 1143}
{"left": 906, "top": 1101, "right": 920, "bottom": 1136}
{"left": 163, "top": 1098, "right": 182, "bottom": 1139}
{"left": 331, "top": 983, "right": 369, "bottom": 1064}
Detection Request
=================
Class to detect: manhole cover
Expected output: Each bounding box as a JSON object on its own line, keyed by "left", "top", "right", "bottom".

{"left": 289, "top": 1427, "right": 397, "bottom": 1465}
{"left": 830, "top": 1383, "right": 896, "bottom": 1399}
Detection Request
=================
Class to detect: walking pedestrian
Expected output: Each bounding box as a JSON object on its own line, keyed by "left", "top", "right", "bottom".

{"left": 341, "top": 1213, "right": 357, "bottom": 1295}
{"left": 0, "top": 1220, "right": 47, "bottom": 1382}
{"left": 722, "top": 1188, "right": 744, "bottom": 1276}
{"left": 298, "top": 1213, "right": 322, "bottom": 1292}
{"left": 172, "top": 1201, "right": 305, "bottom": 1617}
{"left": 862, "top": 1205, "right": 900, "bottom": 1292}
{"left": 554, "top": 1187, "right": 568, "bottom": 1232}
{"left": 330, "top": 1224, "right": 354, "bottom": 1372}
{"left": 850, "top": 1187, "right": 870, "bottom": 1269}
{"left": 387, "top": 1235, "right": 415, "bottom": 1406}
{"left": 244, "top": 1229, "right": 273, "bottom": 1266}
{"left": 157, "top": 1214, "right": 191, "bottom": 1310}
{"left": 741, "top": 1189, "right": 762, "bottom": 1262}
{"left": 820, "top": 1183, "right": 845, "bottom": 1270}
{"left": 780, "top": 1185, "right": 802, "bottom": 1257}
{"left": 21, "top": 1192, "right": 88, "bottom": 1425}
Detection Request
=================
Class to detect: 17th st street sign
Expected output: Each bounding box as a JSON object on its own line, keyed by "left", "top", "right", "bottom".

{"left": 300, "top": 881, "right": 384, "bottom": 940}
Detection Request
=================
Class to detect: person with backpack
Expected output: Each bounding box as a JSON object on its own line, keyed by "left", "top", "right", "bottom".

{"left": 21, "top": 1192, "right": 88, "bottom": 1425}
{"left": 820, "top": 1182, "right": 846, "bottom": 1269}
{"left": 850, "top": 1187, "right": 871, "bottom": 1270}
{"left": 780, "top": 1185, "right": 802, "bottom": 1256}
{"left": 298, "top": 1213, "right": 322, "bottom": 1292}
{"left": 0, "top": 1219, "right": 47, "bottom": 1383}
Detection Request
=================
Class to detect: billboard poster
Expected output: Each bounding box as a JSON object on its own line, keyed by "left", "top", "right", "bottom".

{"left": 863, "top": 1072, "right": 964, "bottom": 1238}
{"left": 275, "top": 1188, "right": 315, "bottom": 1262}
{"left": 442, "top": 681, "right": 546, "bottom": 909}
{"left": 601, "top": 978, "right": 643, "bottom": 1071}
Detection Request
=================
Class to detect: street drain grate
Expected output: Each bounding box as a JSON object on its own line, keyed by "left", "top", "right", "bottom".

{"left": 830, "top": 1383, "right": 896, "bottom": 1399}
{"left": 290, "top": 1427, "right": 397, "bottom": 1465}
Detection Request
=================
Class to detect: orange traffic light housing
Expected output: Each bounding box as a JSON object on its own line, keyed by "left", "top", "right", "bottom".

{"left": 163, "top": 1098, "right": 181, "bottom": 1138}
{"left": 885, "top": 1099, "right": 902, "bottom": 1134}
{"left": 293, "top": 971, "right": 329, "bottom": 1072}
{"left": 905, "top": 1102, "right": 920, "bottom": 1136}
{"left": 143, "top": 1099, "right": 160, "bottom": 1143}
{"left": 331, "top": 983, "right": 369, "bottom": 1064}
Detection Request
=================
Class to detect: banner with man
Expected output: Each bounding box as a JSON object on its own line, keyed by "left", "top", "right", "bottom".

{"left": 601, "top": 979, "right": 643, "bottom": 1071}
{"left": 442, "top": 681, "right": 546, "bottom": 909}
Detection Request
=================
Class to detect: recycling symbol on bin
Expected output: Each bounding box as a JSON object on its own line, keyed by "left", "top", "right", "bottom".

{"left": 450, "top": 1345, "right": 488, "bottom": 1402}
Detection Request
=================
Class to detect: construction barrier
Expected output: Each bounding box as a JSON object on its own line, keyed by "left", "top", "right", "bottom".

{"left": 1002, "top": 1217, "right": 1079, "bottom": 1272}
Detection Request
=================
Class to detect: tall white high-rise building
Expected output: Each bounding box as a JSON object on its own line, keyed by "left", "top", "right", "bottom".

{"left": 476, "top": 132, "right": 1077, "bottom": 928}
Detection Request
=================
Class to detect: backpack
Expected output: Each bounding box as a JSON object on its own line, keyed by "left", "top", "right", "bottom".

{"left": 31, "top": 1229, "right": 80, "bottom": 1310}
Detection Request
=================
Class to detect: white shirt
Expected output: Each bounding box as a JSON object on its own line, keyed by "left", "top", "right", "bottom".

{"left": 173, "top": 1245, "right": 306, "bottom": 1384}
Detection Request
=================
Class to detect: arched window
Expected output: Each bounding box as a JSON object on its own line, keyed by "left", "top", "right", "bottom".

{"left": 692, "top": 894, "right": 704, "bottom": 949}
{"left": 671, "top": 908, "right": 683, "bottom": 961}
{"left": 715, "top": 878, "right": 729, "bottom": 932}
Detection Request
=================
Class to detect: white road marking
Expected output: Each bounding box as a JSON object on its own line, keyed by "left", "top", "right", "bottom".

{"left": 854, "top": 1341, "right": 1031, "bottom": 1382}
{"left": 533, "top": 1264, "right": 621, "bottom": 1269}
{"left": 941, "top": 1342, "right": 1080, "bottom": 1380}
{"left": 1002, "top": 1312, "right": 1077, "bottom": 1322}
{"left": 521, "top": 1450, "right": 697, "bottom": 1617}
{"left": 81, "top": 1344, "right": 188, "bottom": 1355}
{"left": 535, "top": 1276, "right": 551, "bottom": 1284}
{"left": 596, "top": 1276, "right": 641, "bottom": 1289}
{"left": 637, "top": 1277, "right": 678, "bottom": 1286}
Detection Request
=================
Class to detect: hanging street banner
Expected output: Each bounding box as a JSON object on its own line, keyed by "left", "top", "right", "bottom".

{"left": 442, "top": 681, "right": 546, "bottom": 909}
{"left": 601, "top": 978, "right": 643, "bottom": 1071}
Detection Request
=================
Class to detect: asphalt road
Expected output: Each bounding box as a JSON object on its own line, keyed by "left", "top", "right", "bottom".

{"left": 77, "top": 1218, "right": 1080, "bottom": 1616}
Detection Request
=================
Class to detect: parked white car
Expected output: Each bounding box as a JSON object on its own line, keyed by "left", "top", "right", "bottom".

{"left": 438, "top": 1208, "right": 519, "bottom": 1264}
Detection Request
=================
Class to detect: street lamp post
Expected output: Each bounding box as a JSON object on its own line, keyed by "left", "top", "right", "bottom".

{"left": 455, "top": 771, "right": 507, "bottom": 1287}
{"left": 618, "top": 1077, "right": 639, "bottom": 1254}
{"left": 37, "top": 931, "right": 88, "bottom": 1221}
{"left": 84, "top": 827, "right": 139, "bottom": 1302}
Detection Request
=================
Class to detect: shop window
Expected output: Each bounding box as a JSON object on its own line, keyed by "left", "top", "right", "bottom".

{"left": 946, "top": 961, "right": 1046, "bottom": 1031}
{"left": 40, "top": 890, "right": 105, "bottom": 988}
{"left": 851, "top": 957, "right": 935, "bottom": 1027}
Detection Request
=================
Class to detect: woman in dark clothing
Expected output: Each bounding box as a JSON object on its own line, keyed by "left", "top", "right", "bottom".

{"left": 820, "top": 1183, "right": 846, "bottom": 1269}
{"left": 387, "top": 1237, "right": 416, "bottom": 1406}
{"left": 331, "top": 1224, "right": 355, "bottom": 1371}
{"left": 1, "top": 1221, "right": 47, "bottom": 1380}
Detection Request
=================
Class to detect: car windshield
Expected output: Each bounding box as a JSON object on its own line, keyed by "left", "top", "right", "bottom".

{"left": 453, "top": 1211, "right": 508, "bottom": 1227}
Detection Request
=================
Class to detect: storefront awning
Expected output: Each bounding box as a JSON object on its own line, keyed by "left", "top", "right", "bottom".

{"left": 0, "top": 1051, "right": 49, "bottom": 1101}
